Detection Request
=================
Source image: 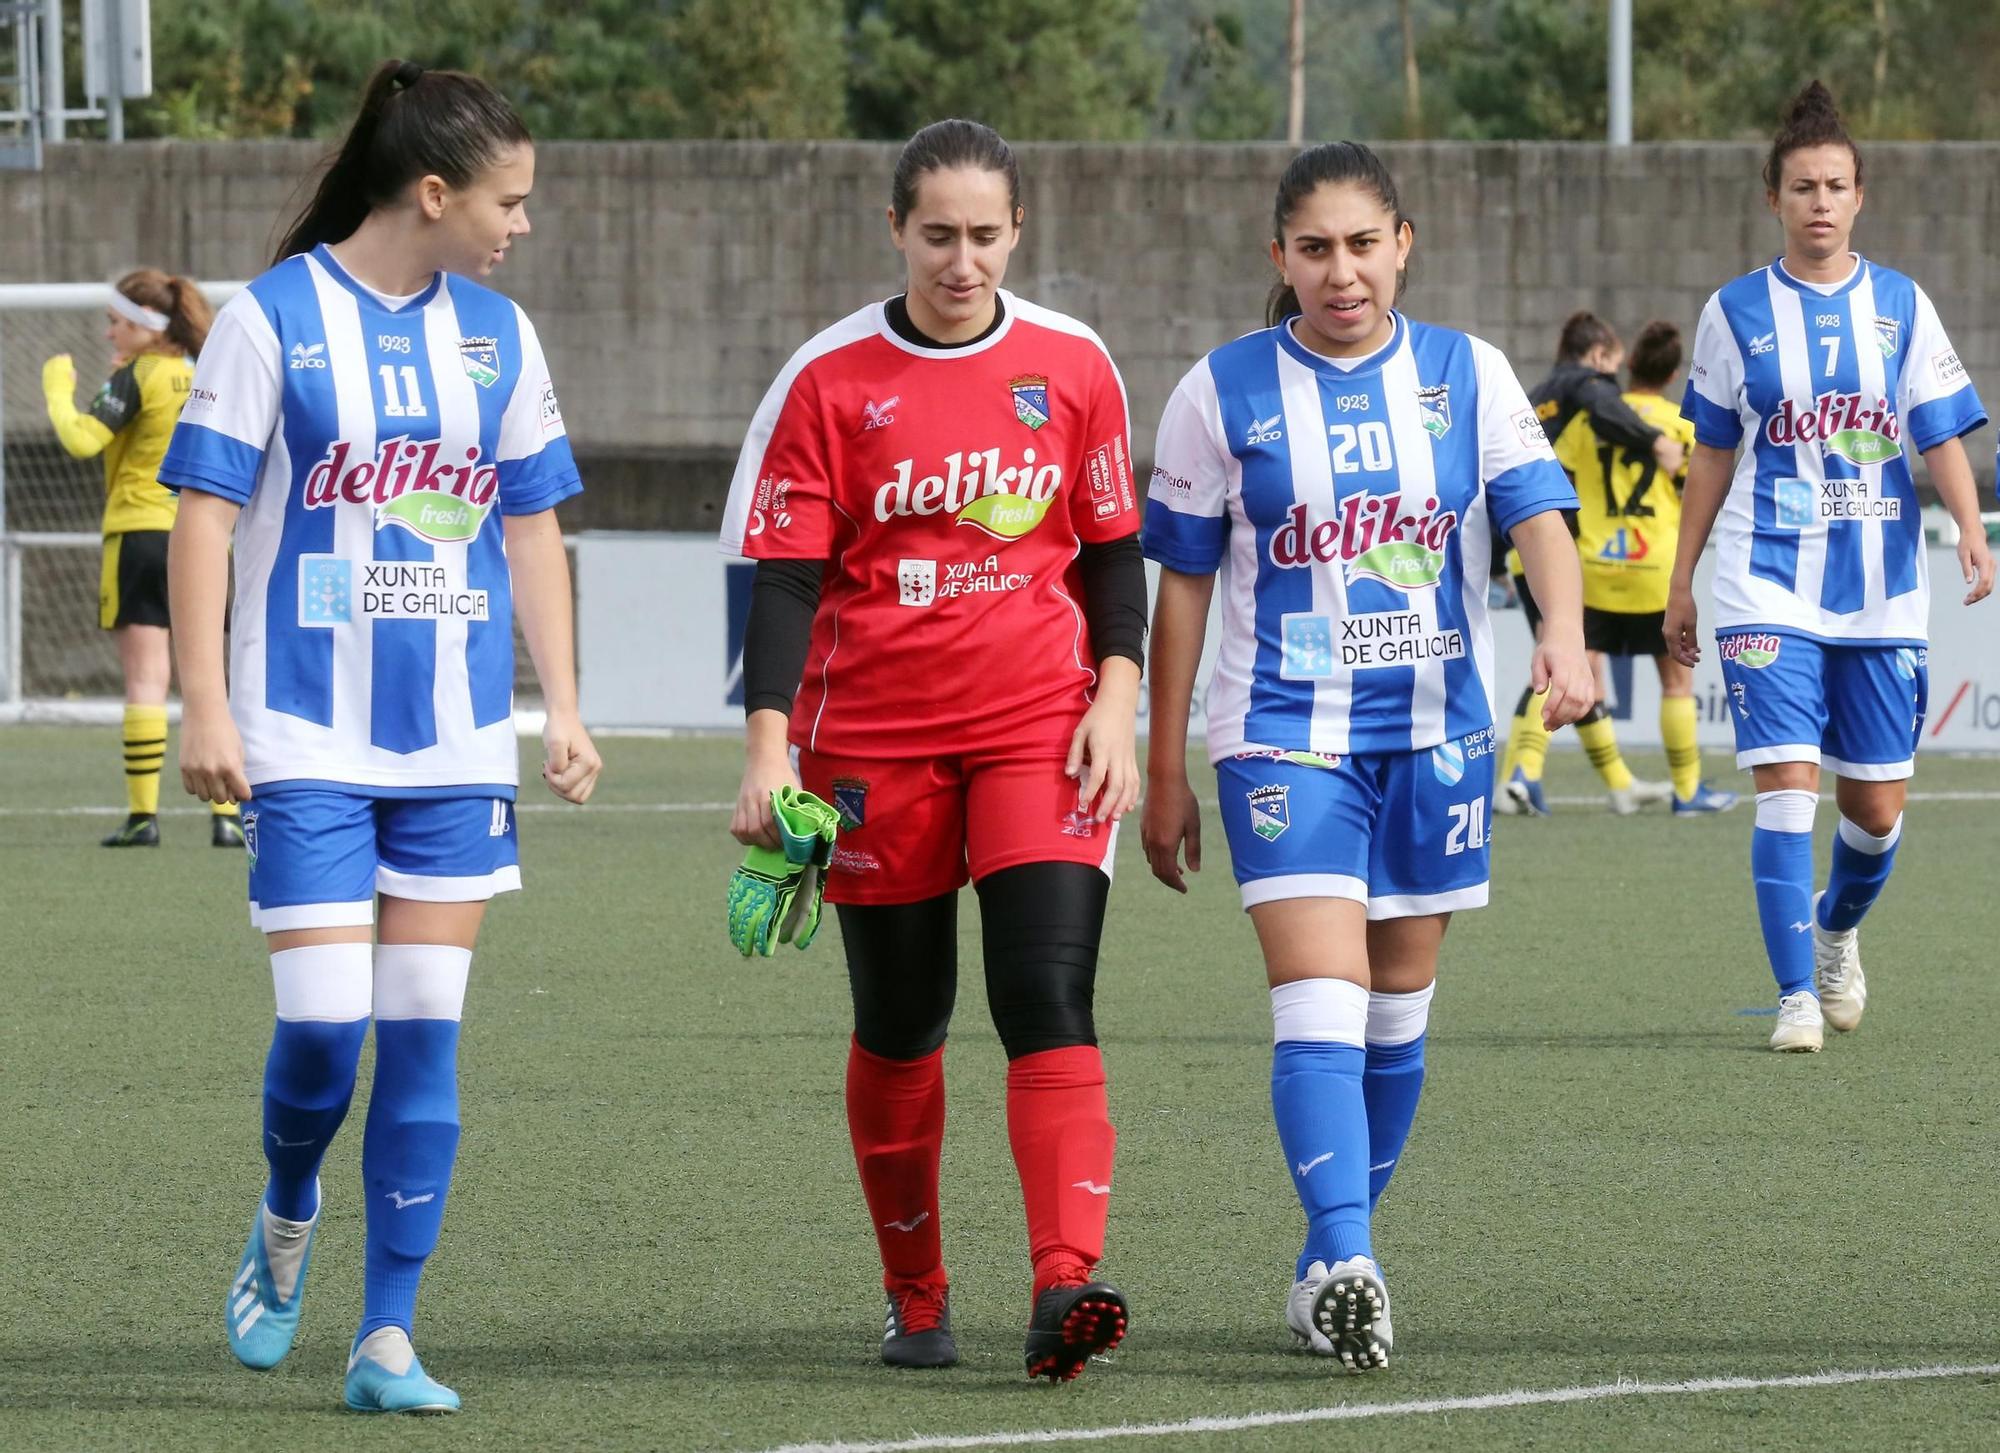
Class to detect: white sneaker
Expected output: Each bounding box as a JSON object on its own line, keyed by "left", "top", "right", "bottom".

{"left": 1770, "top": 991, "right": 1824, "bottom": 1053}
{"left": 1607, "top": 777, "right": 1673, "bottom": 816}
{"left": 1286, "top": 1261, "right": 1337, "bottom": 1356}
{"left": 1309, "top": 1255, "right": 1392, "bottom": 1372}
{"left": 1811, "top": 891, "right": 1868, "bottom": 1033}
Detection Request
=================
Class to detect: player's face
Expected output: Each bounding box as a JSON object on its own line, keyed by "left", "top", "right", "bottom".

{"left": 890, "top": 166, "right": 1022, "bottom": 343}
{"left": 1270, "top": 181, "right": 1412, "bottom": 359}
{"left": 104, "top": 309, "right": 158, "bottom": 363}
{"left": 432, "top": 143, "right": 536, "bottom": 278}
{"left": 1769, "top": 144, "right": 1862, "bottom": 265}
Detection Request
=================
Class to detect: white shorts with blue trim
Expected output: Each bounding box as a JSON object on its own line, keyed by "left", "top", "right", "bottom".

{"left": 1215, "top": 727, "right": 1496, "bottom": 920}
{"left": 1715, "top": 631, "right": 1926, "bottom": 781}
{"left": 243, "top": 789, "right": 522, "bottom": 931}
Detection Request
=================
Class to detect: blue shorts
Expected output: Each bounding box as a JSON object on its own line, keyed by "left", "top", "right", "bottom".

{"left": 243, "top": 790, "right": 522, "bottom": 932}
{"left": 1716, "top": 631, "right": 1927, "bottom": 781}
{"left": 1215, "top": 728, "right": 1495, "bottom": 919}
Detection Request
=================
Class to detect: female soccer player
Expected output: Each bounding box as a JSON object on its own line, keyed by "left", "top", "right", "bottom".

{"left": 1141, "top": 141, "right": 1592, "bottom": 1370}
{"left": 721, "top": 119, "right": 1144, "bottom": 1382}
{"left": 1495, "top": 311, "right": 1680, "bottom": 817}
{"left": 162, "top": 59, "right": 600, "bottom": 1412}
{"left": 1667, "top": 81, "right": 1991, "bottom": 1053}
{"left": 42, "top": 270, "right": 243, "bottom": 848}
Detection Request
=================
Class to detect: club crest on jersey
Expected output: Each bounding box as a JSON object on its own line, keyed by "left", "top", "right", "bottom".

{"left": 1247, "top": 784, "right": 1290, "bottom": 841}
{"left": 1874, "top": 316, "right": 1900, "bottom": 357}
{"left": 1719, "top": 633, "right": 1782, "bottom": 669}
{"left": 831, "top": 777, "right": 868, "bottom": 830}
{"left": 1010, "top": 375, "right": 1050, "bottom": 431}
{"left": 1415, "top": 384, "right": 1451, "bottom": 440}
{"left": 458, "top": 337, "right": 501, "bottom": 388}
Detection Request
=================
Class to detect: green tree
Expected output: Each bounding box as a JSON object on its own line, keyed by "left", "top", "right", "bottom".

{"left": 664, "top": 0, "right": 848, "bottom": 138}
{"left": 1159, "top": 8, "right": 1279, "bottom": 139}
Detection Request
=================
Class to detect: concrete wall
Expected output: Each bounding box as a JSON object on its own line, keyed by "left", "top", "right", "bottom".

{"left": 7, "top": 139, "right": 1999, "bottom": 528}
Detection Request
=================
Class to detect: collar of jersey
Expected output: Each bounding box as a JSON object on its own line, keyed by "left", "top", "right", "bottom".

{"left": 1769, "top": 252, "right": 1864, "bottom": 299}
{"left": 1274, "top": 310, "right": 1404, "bottom": 379}
{"left": 311, "top": 245, "right": 443, "bottom": 314}
{"left": 873, "top": 288, "right": 1018, "bottom": 359}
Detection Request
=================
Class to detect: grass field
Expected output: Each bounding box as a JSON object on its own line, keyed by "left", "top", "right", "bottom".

{"left": 3, "top": 725, "right": 1998, "bottom": 1452}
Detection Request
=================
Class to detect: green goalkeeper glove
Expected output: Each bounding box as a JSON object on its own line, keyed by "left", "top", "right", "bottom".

{"left": 727, "top": 786, "right": 841, "bottom": 956}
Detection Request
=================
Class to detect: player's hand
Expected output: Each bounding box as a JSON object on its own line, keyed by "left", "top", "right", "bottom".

{"left": 1141, "top": 776, "right": 1202, "bottom": 893}
{"left": 1652, "top": 433, "right": 1686, "bottom": 478}
{"left": 541, "top": 710, "right": 601, "bottom": 804}
{"left": 1958, "top": 530, "right": 1994, "bottom": 605}
{"left": 41, "top": 354, "right": 75, "bottom": 399}
{"left": 1532, "top": 633, "right": 1594, "bottom": 730}
{"left": 732, "top": 744, "right": 800, "bottom": 849}
{"left": 1663, "top": 581, "right": 1702, "bottom": 667}
{"left": 1067, "top": 694, "right": 1139, "bottom": 824}
{"left": 179, "top": 702, "right": 252, "bottom": 805}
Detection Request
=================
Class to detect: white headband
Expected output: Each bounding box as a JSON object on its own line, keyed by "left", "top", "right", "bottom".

{"left": 109, "top": 289, "right": 170, "bottom": 332}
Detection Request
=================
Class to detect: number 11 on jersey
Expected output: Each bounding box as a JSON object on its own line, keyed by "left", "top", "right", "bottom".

{"left": 378, "top": 364, "right": 428, "bottom": 419}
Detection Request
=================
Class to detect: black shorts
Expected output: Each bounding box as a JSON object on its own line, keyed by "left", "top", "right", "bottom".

{"left": 100, "top": 530, "right": 171, "bottom": 630}
{"left": 1583, "top": 606, "right": 1667, "bottom": 658}
{"left": 1512, "top": 573, "right": 1541, "bottom": 635}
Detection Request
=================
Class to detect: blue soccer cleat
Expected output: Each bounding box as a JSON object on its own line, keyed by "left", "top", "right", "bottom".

{"left": 226, "top": 1201, "right": 317, "bottom": 1370}
{"left": 1672, "top": 782, "right": 1740, "bottom": 816}
{"left": 1496, "top": 766, "right": 1550, "bottom": 817}
{"left": 344, "top": 1329, "right": 461, "bottom": 1414}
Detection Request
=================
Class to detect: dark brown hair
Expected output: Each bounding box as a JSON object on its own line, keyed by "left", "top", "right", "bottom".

{"left": 1764, "top": 79, "right": 1862, "bottom": 193}
{"left": 1556, "top": 310, "right": 1621, "bottom": 366}
{"left": 273, "top": 59, "right": 532, "bottom": 265}
{"left": 117, "top": 268, "right": 212, "bottom": 357}
{"left": 890, "top": 119, "right": 1021, "bottom": 226}
{"left": 1626, "top": 320, "right": 1683, "bottom": 390}
{"left": 1266, "top": 141, "right": 1411, "bottom": 327}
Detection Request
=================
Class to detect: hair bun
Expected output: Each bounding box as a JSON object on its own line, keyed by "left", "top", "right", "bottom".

{"left": 393, "top": 60, "right": 425, "bottom": 89}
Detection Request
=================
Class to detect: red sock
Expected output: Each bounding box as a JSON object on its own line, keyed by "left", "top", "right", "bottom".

{"left": 845, "top": 1037, "right": 947, "bottom": 1296}
{"left": 1005, "top": 1045, "right": 1117, "bottom": 1298}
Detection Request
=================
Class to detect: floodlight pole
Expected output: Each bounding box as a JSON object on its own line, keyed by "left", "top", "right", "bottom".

{"left": 103, "top": 0, "right": 121, "bottom": 141}
{"left": 39, "top": 0, "right": 60, "bottom": 141}
{"left": 1608, "top": 0, "right": 1632, "bottom": 144}
{"left": 1287, "top": 0, "right": 1304, "bottom": 145}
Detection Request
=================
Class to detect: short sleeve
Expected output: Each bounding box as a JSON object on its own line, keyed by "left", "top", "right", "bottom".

{"left": 494, "top": 311, "right": 583, "bottom": 516}
{"left": 720, "top": 360, "right": 835, "bottom": 560}
{"left": 1680, "top": 293, "right": 1744, "bottom": 450}
{"left": 88, "top": 363, "right": 141, "bottom": 433}
{"left": 1142, "top": 362, "right": 1233, "bottom": 575}
{"left": 1897, "top": 284, "right": 1987, "bottom": 453}
{"left": 1068, "top": 346, "right": 1140, "bottom": 544}
{"left": 1472, "top": 339, "right": 1578, "bottom": 537}
{"left": 158, "top": 293, "right": 282, "bottom": 505}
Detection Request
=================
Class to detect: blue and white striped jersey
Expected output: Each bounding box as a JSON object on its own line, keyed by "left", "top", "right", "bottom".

{"left": 159, "top": 245, "right": 582, "bottom": 796}
{"left": 1146, "top": 314, "right": 1576, "bottom": 759}
{"left": 1682, "top": 255, "right": 1985, "bottom": 644}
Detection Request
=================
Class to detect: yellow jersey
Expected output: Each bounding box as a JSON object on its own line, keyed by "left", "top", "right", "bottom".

{"left": 1555, "top": 390, "right": 1688, "bottom": 613}
{"left": 44, "top": 352, "right": 192, "bottom": 535}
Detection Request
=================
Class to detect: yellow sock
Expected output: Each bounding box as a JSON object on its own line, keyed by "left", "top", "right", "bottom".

{"left": 123, "top": 704, "right": 167, "bottom": 816}
{"left": 211, "top": 799, "right": 241, "bottom": 819}
{"left": 1506, "top": 689, "right": 1551, "bottom": 782}
{"left": 1575, "top": 709, "right": 1633, "bottom": 791}
{"left": 1660, "top": 695, "right": 1700, "bottom": 801}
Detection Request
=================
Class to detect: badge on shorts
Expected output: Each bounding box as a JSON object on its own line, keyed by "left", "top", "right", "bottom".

{"left": 1431, "top": 739, "right": 1465, "bottom": 786}
{"left": 1247, "top": 784, "right": 1291, "bottom": 841}
{"left": 831, "top": 777, "right": 868, "bottom": 830}
{"left": 241, "top": 810, "right": 259, "bottom": 869}
{"left": 1060, "top": 806, "right": 1096, "bottom": 839}
{"left": 1772, "top": 478, "right": 1814, "bottom": 530}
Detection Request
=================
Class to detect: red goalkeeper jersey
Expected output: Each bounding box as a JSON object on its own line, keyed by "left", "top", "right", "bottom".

{"left": 720, "top": 293, "right": 1140, "bottom": 759}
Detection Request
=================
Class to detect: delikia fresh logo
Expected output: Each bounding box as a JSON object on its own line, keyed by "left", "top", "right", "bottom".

{"left": 873, "top": 448, "right": 1064, "bottom": 541}
{"left": 376, "top": 490, "right": 490, "bottom": 544}
{"left": 303, "top": 436, "right": 499, "bottom": 531}
{"left": 1269, "top": 491, "right": 1458, "bottom": 591}
{"left": 1719, "top": 633, "right": 1783, "bottom": 669}
{"left": 1765, "top": 393, "right": 1901, "bottom": 466}
{"left": 956, "top": 492, "right": 1053, "bottom": 540}
{"left": 1010, "top": 375, "right": 1050, "bottom": 431}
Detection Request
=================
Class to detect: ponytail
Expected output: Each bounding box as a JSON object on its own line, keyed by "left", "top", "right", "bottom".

{"left": 272, "top": 58, "right": 531, "bottom": 265}
{"left": 1764, "top": 79, "right": 1863, "bottom": 192}
{"left": 114, "top": 268, "right": 212, "bottom": 357}
{"left": 1555, "top": 309, "right": 1620, "bottom": 366}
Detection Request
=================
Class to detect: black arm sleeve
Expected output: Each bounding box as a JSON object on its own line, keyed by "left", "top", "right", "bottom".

{"left": 1576, "top": 374, "right": 1662, "bottom": 452}
{"left": 742, "top": 558, "right": 823, "bottom": 716}
{"left": 1076, "top": 535, "right": 1147, "bottom": 669}
{"left": 88, "top": 362, "right": 140, "bottom": 433}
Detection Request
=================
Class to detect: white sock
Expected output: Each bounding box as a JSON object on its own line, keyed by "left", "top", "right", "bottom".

{"left": 351, "top": 1325, "right": 415, "bottom": 1375}
{"left": 260, "top": 1177, "right": 318, "bottom": 1302}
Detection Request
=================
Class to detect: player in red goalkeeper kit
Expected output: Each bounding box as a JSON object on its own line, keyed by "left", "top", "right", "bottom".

{"left": 720, "top": 119, "right": 1145, "bottom": 1381}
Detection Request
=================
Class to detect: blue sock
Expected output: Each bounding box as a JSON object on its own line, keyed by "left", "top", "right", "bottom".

{"left": 262, "top": 1017, "right": 368, "bottom": 1220}
{"left": 1752, "top": 790, "right": 1818, "bottom": 999}
{"left": 1363, "top": 1036, "right": 1426, "bottom": 1212}
{"left": 1818, "top": 815, "right": 1901, "bottom": 932}
{"left": 360, "top": 1017, "right": 462, "bottom": 1340}
{"left": 1272, "top": 1041, "right": 1371, "bottom": 1276}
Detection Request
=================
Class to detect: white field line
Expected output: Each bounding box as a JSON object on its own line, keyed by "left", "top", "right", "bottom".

{"left": 749, "top": 1362, "right": 2000, "bottom": 1453}
{"left": 6, "top": 791, "right": 2000, "bottom": 820}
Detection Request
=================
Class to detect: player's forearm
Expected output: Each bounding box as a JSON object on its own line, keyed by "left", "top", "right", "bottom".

{"left": 1146, "top": 568, "right": 1212, "bottom": 781}
{"left": 503, "top": 508, "right": 579, "bottom": 718}
{"left": 744, "top": 708, "right": 790, "bottom": 766}
{"left": 41, "top": 390, "right": 112, "bottom": 460}
{"left": 1511, "top": 512, "right": 1585, "bottom": 647}
{"left": 1670, "top": 444, "right": 1734, "bottom": 588}
{"left": 167, "top": 491, "right": 239, "bottom": 711}
{"left": 1922, "top": 436, "right": 1986, "bottom": 532}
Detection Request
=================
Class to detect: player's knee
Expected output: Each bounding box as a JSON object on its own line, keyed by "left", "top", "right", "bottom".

{"left": 976, "top": 863, "right": 1108, "bottom": 1060}
{"left": 852, "top": 986, "right": 954, "bottom": 1060}
{"left": 841, "top": 896, "right": 958, "bottom": 1060}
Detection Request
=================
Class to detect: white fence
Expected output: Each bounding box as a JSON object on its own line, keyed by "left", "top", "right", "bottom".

{"left": 576, "top": 532, "right": 2000, "bottom": 753}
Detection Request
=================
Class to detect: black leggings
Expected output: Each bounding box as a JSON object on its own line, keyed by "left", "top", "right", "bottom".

{"left": 839, "top": 862, "right": 1109, "bottom": 1062}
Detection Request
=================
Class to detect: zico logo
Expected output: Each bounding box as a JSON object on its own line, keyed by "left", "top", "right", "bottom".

{"left": 1719, "top": 633, "right": 1782, "bottom": 669}
{"left": 1765, "top": 393, "right": 1902, "bottom": 466}
{"left": 304, "top": 436, "right": 498, "bottom": 544}
{"left": 874, "top": 448, "right": 1063, "bottom": 541}
{"left": 1268, "top": 492, "right": 1459, "bottom": 589}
